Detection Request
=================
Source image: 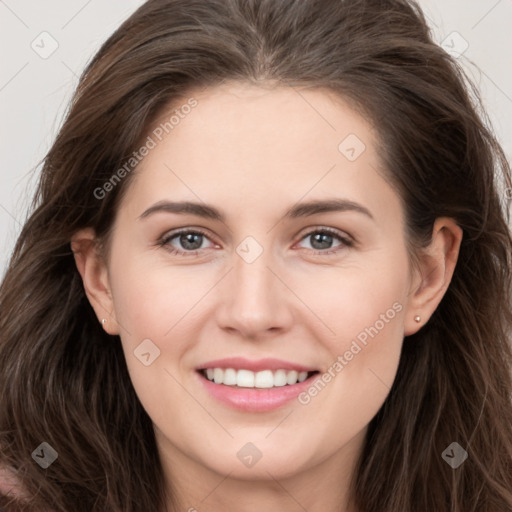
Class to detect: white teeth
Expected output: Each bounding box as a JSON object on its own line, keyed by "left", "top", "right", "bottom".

{"left": 213, "top": 368, "right": 224, "bottom": 384}
{"left": 223, "top": 368, "right": 237, "bottom": 385}
{"left": 202, "top": 368, "right": 313, "bottom": 388}
{"left": 254, "top": 370, "right": 273, "bottom": 388}
{"left": 286, "top": 370, "right": 298, "bottom": 385}
{"left": 273, "top": 369, "right": 288, "bottom": 387}
{"left": 237, "top": 369, "right": 255, "bottom": 388}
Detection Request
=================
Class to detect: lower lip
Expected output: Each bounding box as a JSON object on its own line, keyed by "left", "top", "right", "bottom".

{"left": 197, "top": 371, "right": 318, "bottom": 412}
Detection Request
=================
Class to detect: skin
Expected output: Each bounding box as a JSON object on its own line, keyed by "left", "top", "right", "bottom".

{"left": 72, "top": 82, "right": 462, "bottom": 512}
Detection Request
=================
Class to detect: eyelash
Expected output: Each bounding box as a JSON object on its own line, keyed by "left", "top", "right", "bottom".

{"left": 157, "top": 227, "right": 354, "bottom": 257}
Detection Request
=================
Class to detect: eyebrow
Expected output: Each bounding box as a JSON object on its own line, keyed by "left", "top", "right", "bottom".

{"left": 138, "top": 198, "right": 374, "bottom": 222}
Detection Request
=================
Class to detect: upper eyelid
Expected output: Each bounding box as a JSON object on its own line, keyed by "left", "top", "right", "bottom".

{"left": 161, "top": 226, "right": 353, "bottom": 250}
{"left": 161, "top": 227, "right": 218, "bottom": 245}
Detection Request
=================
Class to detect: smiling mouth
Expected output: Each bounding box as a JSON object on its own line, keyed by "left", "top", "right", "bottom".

{"left": 198, "top": 368, "right": 320, "bottom": 389}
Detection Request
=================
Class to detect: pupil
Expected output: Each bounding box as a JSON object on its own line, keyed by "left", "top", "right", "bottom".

{"left": 181, "top": 233, "right": 202, "bottom": 250}
{"left": 311, "top": 233, "right": 332, "bottom": 250}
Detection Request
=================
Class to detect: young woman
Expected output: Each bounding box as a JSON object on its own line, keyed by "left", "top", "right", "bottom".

{"left": 1, "top": 0, "right": 511, "bottom": 511}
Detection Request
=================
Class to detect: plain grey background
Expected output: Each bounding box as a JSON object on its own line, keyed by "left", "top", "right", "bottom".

{"left": 1, "top": 0, "right": 511, "bottom": 279}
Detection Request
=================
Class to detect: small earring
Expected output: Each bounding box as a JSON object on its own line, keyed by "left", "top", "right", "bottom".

{"left": 414, "top": 315, "right": 421, "bottom": 323}
{"left": 101, "top": 318, "right": 107, "bottom": 326}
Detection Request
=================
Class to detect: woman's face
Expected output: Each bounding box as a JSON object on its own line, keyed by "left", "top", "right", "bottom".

{"left": 86, "top": 83, "right": 430, "bottom": 485}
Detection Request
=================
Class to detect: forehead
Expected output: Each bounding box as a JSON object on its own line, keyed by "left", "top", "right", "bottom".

{"left": 159, "top": 82, "right": 375, "bottom": 162}
{"left": 120, "top": 82, "right": 400, "bottom": 225}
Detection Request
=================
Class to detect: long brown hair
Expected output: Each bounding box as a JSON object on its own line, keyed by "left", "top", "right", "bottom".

{"left": 1, "top": 0, "right": 511, "bottom": 510}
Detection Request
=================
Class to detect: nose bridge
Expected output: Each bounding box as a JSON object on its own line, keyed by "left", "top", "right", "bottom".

{"left": 216, "top": 234, "right": 292, "bottom": 336}
{"left": 232, "top": 238, "right": 277, "bottom": 312}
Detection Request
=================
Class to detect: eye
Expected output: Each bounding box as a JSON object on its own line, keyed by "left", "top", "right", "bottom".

{"left": 158, "top": 227, "right": 353, "bottom": 257}
{"left": 296, "top": 228, "right": 353, "bottom": 255}
{"left": 159, "top": 229, "right": 216, "bottom": 256}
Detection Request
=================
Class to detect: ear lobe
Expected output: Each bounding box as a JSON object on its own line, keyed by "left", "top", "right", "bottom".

{"left": 71, "top": 228, "right": 120, "bottom": 335}
{"left": 404, "top": 218, "right": 462, "bottom": 336}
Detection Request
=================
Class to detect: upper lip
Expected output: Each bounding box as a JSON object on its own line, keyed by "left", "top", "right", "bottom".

{"left": 196, "top": 357, "right": 318, "bottom": 373}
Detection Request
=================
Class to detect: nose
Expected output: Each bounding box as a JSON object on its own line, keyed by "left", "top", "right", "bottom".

{"left": 215, "top": 243, "right": 294, "bottom": 340}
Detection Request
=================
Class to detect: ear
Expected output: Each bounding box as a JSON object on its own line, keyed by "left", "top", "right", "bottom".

{"left": 71, "top": 228, "right": 120, "bottom": 335}
{"left": 404, "top": 218, "right": 463, "bottom": 336}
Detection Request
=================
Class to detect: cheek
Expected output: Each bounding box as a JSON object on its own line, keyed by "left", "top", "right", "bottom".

{"left": 109, "top": 237, "right": 409, "bottom": 371}
{"left": 293, "top": 252, "right": 409, "bottom": 354}
{"left": 107, "top": 262, "right": 198, "bottom": 427}
{"left": 294, "top": 257, "right": 408, "bottom": 432}
{"left": 292, "top": 251, "right": 408, "bottom": 410}
{"left": 109, "top": 254, "right": 202, "bottom": 340}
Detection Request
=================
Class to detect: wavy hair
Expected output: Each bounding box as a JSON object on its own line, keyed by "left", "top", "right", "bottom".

{"left": 1, "top": 0, "right": 511, "bottom": 510}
